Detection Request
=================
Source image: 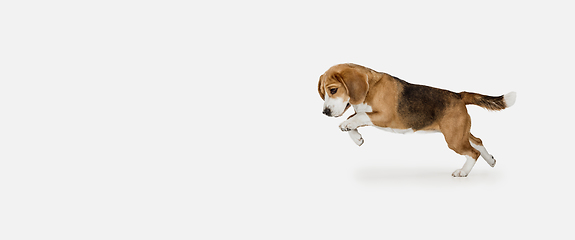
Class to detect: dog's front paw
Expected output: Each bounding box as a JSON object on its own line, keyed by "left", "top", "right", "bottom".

{"left": 489, "top": 157, "right": 496, "bottom": 168}
{"left": 339, "top": 121, "right": 353, "bottom": 132}
{"left": 452, "top": 169, "right": 469, "bottom": 177}
{"left": 354, "top": 137, "right": 364, "bottom": 146}
{"left": 348, "top": 130, "right": 364, "bottom": 146}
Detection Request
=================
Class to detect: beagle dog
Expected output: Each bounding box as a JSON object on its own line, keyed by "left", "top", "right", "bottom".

{"left": 318, "top": 63, "right": 516, "bottom": 177}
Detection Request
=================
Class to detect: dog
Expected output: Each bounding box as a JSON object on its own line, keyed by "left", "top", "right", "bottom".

{"left": 318, "top": 63, "right": 516, "bottom": 177}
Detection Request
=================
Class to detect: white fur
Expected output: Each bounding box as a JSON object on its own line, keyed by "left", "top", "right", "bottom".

{"left": 352, "top": 103, "right": 372, "bottom": 113}
{"left": 348, "top": 129, "right": 364, "bottom": 146}
{"left": 341, "top": 104, "right": 373, "bottom": 145}
{"left": 339, "top": 113, "right": 373, "bottom": 131}
{"left": 452, "top": 155, "right": 476, "bottom": 177}
{"left": 375, "top": 127, "right": 414, "bottom": 134}
{"left": 376, "top": 127, "right": 441, "bottom": 134}
{"left": 415, "top": 130, "right": 441, "bottom": 134}
{"left": 504, "top": 91, "right": 517, "bottom": 108}
{"left": 470, "top": 142, "right": 496, "bottom": 167}
{"left": 323, "top": 94, "right": 348, "bottom": 117}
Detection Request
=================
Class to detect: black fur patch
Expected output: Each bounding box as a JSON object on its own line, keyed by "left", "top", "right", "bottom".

{"left": 394, "top": 77, "right": 458, "bottom": 130}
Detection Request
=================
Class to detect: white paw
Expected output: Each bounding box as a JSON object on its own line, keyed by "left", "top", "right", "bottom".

{"left": 353, "top": 137, "right": 364, "bottom": 146}
{"left": 452, "top": 169, "right": 469, "bottom": 177}
{"left": 348, "top": 129, "right": 364, "bottom": 146}
{"left": 490, "top": 157, "right": 496, "bottom": 168}
{"left": 339, "top": 121, "right": 354, "bottom": 132}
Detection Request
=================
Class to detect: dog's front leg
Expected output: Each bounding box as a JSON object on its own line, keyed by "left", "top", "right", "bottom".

{"left": 339, "top": 113, "right": 374, "bottom": 131}
{"left": 347, "top": 129, "right": 364, "bottom": 146}
{"left": 339, "top": 113, "right": 374, "bottom": 146}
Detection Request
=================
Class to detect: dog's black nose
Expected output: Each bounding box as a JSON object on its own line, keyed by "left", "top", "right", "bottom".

{"left": 322, "top": 108, "right": 332, "bottom": 116}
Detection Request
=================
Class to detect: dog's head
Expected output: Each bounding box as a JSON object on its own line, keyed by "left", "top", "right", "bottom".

{"left": 318, "top": 64, "right": 369, "bottom": 117}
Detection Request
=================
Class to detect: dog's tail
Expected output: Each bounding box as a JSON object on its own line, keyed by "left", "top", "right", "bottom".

{"left": 459, "top": 91, "right": 516, "bottom": 111}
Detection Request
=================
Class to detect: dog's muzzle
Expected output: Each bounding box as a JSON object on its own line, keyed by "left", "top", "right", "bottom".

{"left": 323, "top": 103, "right": 350, "bottom": 117}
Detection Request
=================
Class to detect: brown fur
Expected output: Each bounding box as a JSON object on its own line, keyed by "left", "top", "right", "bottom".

{"left": 318, "top": 66, "right": 369, "bottom": 105}
{"left": 460, "top": 92, "right": 507, "bottom": 110}
{"left": 318, "top": 63, "right": 511, "bottom": 170}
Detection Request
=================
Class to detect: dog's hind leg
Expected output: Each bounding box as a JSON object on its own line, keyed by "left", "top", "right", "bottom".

{"left": 469, "top": 134, "right": 496, "bottom": 167}
{"left": 440, "top": 108, "right": 481, "bottom": 177}
{"left": 446, "top": 137, "right": 480, "bottom": 177}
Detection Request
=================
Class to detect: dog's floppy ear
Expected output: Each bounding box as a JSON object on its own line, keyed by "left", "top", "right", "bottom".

{"left": 340, "top": 68, "right": 368, "bottom": 105}
{"left": 318, "top": 74, "right": 325, "bottom": 100}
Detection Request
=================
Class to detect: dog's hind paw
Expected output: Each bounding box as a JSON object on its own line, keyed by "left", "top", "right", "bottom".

{"left": 452, "top": 169, "right": 469, "bottom": 177}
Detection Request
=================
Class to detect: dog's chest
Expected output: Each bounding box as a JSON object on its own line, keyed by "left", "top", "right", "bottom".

{"left": 352, "top": 103, "right": 373, "bottom": 113}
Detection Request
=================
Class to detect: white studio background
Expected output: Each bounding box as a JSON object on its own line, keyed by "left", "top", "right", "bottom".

{"left": 1, "top": 0, "right": 573, "bottom": 239}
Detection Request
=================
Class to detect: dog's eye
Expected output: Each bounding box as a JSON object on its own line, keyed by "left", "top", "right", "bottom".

{"left": 330, "top": 88, "right": 338, "bottom": 95}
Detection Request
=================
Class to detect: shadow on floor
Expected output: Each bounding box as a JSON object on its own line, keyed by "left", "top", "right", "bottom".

{"left": 354, "top": 164, "right": 503, "bottom": 186}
